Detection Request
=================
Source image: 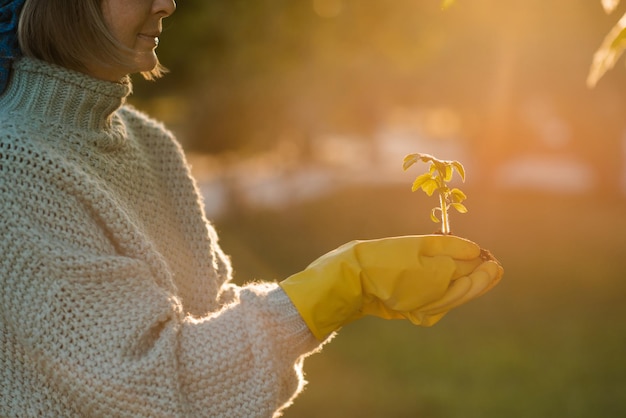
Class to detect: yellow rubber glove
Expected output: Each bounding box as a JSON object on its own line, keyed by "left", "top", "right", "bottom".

{"left": 279, "top": 235, "right": 503, "bottom": 340}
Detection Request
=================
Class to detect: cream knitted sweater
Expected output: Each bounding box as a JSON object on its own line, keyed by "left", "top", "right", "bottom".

{"left": 0, "top": 57, "right": 321, "bottom": 417}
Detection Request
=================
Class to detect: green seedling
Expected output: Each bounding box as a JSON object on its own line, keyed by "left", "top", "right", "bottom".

{"left": 402, "top": 153, "right": 467, "bottom": 235}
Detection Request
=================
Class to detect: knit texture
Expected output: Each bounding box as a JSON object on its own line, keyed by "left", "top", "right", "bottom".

{"left": 0, "top": 57, "right": 321, "bottom": 417}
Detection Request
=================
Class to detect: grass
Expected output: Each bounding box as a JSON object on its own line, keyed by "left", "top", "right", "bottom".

{"left": 214, "top": 185, "right": 626, "bottom": 418}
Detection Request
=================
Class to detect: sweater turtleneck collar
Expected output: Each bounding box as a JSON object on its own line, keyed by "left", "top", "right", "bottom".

{"left": 0, "top": 56, "right": 132, "bottom": 133}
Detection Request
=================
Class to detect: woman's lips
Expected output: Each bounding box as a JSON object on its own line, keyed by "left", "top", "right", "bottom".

{"left": 137, "top": 33, "right": 160, "bottom": 47}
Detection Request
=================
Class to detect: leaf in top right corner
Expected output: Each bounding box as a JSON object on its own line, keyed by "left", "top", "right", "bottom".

{"left": 602, "top": 0, "right": 620, "bottom": 14}
{"left": 588, "top": 12, "right": 626, "bottom": 87}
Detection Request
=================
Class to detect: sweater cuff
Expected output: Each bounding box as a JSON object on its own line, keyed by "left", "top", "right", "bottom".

{"left": 240, "top": 283, "right": 323, "bottom": 359}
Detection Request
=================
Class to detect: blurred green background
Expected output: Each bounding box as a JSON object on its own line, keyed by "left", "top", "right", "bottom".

{"left": 130, "top": 0, "right": 626, "bottom": 416}
{"left": 218, "top": 188, "right": 626, "bottom": 418}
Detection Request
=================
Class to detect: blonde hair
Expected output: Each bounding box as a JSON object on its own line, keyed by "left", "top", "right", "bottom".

{"left": 18, "top": 0, "right": 166, "bottom": 80}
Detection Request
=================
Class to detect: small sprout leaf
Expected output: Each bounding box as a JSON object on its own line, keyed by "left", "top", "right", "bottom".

{"left": 430, "top": 208, "right": 441, "bottom": 223}
{"left": 432, "top": 160, "right": 447, "bottom": 175}
{"left": 451, "top": 202, "right": 468, "bottom": 213}
{"left": 443, "top": 165, "right": 453, "bottom": 182}
{"left": 402, "top": 154, "right": 419, "bottom": 171}
{"left": 452, "top": 161, "right": 466, "bottom": 181}
{"left": 451, "top": 188, "right": 467, "bottom": 203}
{"left": 411, "top": 173, "right": 433, "bottom": 192}
{"left": 421, "top": 179, "right": 439, "bottom": 196}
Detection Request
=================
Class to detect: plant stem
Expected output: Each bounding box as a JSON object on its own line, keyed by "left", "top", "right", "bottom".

{"left": 439, "top": 192, "right": 450, "bottom": 234}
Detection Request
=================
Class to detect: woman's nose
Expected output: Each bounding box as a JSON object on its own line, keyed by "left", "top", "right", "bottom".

{"left": 153, "top": 0, "right": 176, "bottom": 17}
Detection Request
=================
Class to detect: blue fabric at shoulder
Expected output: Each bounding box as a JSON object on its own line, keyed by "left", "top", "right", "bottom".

{"left": 0, "top": 0, "right": 27, "bottom": 93}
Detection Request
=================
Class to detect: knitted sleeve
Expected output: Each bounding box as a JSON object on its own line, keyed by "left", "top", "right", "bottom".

{"left": 0, "top": 133, "right": 323, "bottom": 417}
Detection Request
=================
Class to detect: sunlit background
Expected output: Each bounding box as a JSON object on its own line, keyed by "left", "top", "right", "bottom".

{"left": 131, "top": 1, "right": 626, "bottom": 416}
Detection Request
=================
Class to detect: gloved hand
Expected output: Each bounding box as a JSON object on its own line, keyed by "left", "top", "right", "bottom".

{"left": 279, "top": 235, "right": 503, "bottom": 340}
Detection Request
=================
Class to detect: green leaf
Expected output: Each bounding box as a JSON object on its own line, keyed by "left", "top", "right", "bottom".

{"left": 443, "top": 164, "right": 453, "bottom": 182}
{"left": 430, "top": 208, "right": 441, "bottom": 223}
{"left": 411, "top": 173, "right": 433, "bottom": 192}
{"left": 452, "top": 161, "right": 466, "bottom": 181}
{"left": 450, "top": 188, "right": 467, "bottom": 203}
{"left": 587, "top": 12, "right": 626, "bottom": 87}
{"left": 421, "top": 179, "right": 439, "bottom": 196}
{"left": 402, "top": 154, "right": 419, "bottom": 170}
{"left": 451, "top": 202, "right": 468, "bottom": 213}
{"left": 432, "top": 160, "right": 447, "bottom": 176}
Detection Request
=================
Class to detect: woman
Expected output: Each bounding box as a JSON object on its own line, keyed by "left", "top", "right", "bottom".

{"left": 0, "top": 0, "right": 503, "bottom": 417}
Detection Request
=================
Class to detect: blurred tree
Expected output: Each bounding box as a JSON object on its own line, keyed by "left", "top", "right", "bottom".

{"left": 142, "top": 0, "right": 453, "bottom": 154}
{"left": 129, "top": 0, "right": 626, "bottom": 190}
